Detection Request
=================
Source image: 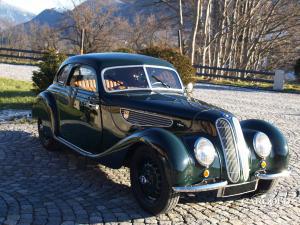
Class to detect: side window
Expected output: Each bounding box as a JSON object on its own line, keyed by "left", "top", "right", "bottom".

{"left": 69, "top": 65, "right": 97, "bottom": 92}
{"left": 57, "top": 65, "right": 71, "bottom": 84}
{"left": 103, "top": 67, "right": 149, "bottom": 92}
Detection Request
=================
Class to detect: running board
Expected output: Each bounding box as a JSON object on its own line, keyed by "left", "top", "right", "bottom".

{"left": 54, "top": 136, "right": 130, "bottom": 159}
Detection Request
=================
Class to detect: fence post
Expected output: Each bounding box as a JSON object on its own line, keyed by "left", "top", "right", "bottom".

{"left": 273, "top": 70, "right": 285, "bottom": 91}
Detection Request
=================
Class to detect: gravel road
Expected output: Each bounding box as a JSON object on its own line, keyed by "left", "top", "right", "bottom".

{"left": 0, "top": 84, "right": 299, "bottom": 225}
{"left": 0, "top": 63, "right": 37, "bottom": 81}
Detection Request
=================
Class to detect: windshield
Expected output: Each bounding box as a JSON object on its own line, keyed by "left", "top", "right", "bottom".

{"left": 102, "top": 66, "right": 183, "bottom": 93}
{"left": 146, "top": 67, "right": 182, "bottom": 89}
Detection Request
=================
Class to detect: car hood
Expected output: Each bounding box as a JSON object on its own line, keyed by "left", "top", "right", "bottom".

{"left": 104, "top": 91, "right": 232, "bottom": 122}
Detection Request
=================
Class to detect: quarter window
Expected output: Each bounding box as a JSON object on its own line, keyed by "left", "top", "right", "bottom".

{"left": 69, "top": 66, "right": 97, "bottom": 92}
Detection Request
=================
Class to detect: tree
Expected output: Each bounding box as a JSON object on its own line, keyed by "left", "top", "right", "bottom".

{"left": 139, "top": 47, "right": 196, "bottom": 84}
{"left": 28, "top": 23, "right": 60, "bottom": 51}
{"left": 120, "top": 15, "right": 167, "bottom": 50}
{"left": 60, "top": 0, "right": 122, "bottom": 53}
{"left": 32, "top": 50, "right": 66, "bottom": 94}
{"left": 142, "top": 0, "right": 300, "bottom": 73}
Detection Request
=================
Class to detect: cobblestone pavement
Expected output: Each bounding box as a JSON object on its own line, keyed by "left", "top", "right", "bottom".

{"left": 0, "top": 84, "right": 299, "bottom": 225}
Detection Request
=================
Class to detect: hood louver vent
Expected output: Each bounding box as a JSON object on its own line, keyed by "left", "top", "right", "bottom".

{"left": 120, "top": 109, "right": 173, "bottom": 127}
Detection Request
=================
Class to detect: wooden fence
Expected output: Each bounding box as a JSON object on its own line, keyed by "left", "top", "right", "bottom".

{"left": 194, "top": 65, "right": 275, "bottom": 84}
{"left": 0, "top": 48, "right": 74, "bottom": 62}
{"left": 194, "top": 65, "right": 286, "bottom": 90}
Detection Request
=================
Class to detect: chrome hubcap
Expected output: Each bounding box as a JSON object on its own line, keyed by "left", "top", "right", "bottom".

{"left": 139, "top": 175, "right": 148, "bottom": 184}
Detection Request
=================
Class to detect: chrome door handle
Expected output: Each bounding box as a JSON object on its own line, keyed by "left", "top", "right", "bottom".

{"left": 87, "top": 103, "right": 99, "bottom": 110}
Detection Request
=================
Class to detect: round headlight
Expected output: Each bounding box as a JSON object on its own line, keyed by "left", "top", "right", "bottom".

{"left": 253, "top": 132, "right": 272, "bottom": 158}
{"left": 194, "top": 137, "right": 216, "bottom": 167}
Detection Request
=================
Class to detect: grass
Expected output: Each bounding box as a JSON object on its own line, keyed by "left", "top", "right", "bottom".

{"left": 0, "top": 77, "right": 35, "bottom": 110}
{"left": 195, "top": 77, "right": 300, "bottom": 94}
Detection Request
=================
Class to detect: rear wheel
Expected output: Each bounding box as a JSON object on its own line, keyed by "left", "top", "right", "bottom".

{"left": 38, "top": 118, "right": 59, "bottom": 151}
{"left": 130, "top": 146, "right": 180, "bottom": 215}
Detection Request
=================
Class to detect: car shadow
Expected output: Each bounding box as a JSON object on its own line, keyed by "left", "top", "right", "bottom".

{"left": 0, "top": 129, "right": 240, "bottom": 223}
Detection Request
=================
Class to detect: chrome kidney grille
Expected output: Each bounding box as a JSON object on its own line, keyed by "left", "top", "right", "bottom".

{"left": 120, "top": 108, "right": 173, "bottom": 127}
{"left": 216, "top": 118, "right": 241, "bottom": 183}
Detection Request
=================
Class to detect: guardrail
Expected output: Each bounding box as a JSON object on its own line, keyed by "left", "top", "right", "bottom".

{"left": 194, "top": 65, "right": 285, "bottom": 90}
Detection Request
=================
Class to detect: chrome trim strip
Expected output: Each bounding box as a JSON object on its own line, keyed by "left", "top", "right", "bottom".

{"left": 255, "top": 170, "right": 290, "bottom": 180}
{"left": 231, "top": 117, "right": 251, "bottom": 181}
{"left": 54, "top": 134, "right": 134, "bottom": 159}
{"left": 172, "top": 181, "right": 228, "bottom": 193}
{"left": 55, "top": 136, "right": 96, "bottom": 157}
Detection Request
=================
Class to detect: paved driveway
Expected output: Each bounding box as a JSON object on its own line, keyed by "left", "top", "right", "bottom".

{"left": 0, "top": 84, "right": 299, "bottom": 225}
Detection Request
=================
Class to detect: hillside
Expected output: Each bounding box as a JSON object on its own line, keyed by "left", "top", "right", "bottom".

{"left": 11, "top": 0, "right": 170, "bottom": 30}
{"left": 0, "top": 2, "right": 34, "bottom": 29}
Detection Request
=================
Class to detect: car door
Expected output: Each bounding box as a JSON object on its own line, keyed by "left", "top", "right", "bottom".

{"left": 58, "top": 64, "right": 102, "bottom": 154}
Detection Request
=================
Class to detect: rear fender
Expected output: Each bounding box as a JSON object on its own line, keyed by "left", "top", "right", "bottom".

{"left": 32, "top": 91, "right": 59, "bottom": 136}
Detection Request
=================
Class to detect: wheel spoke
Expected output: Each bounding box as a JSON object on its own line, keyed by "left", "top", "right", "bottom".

{"left": 138, "top": 159, "right": 162, "bottom": 201}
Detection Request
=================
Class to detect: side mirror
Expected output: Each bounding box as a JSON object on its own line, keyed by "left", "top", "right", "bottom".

{"left": 186, "top": 82, "right": 194, "bottom": 94}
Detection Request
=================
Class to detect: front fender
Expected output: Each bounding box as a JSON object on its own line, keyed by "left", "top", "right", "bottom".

{"left": 99, "top": 128, "right": 195, "bottom": 186}
{"left": 241, "top": 119, "right": 289, "bottom": 173}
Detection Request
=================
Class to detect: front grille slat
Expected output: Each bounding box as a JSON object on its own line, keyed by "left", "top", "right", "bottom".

{"left": 121, "top": 109, "right": 173, "bottom": 127}
{"left": 216, "top": 119, "right": 241, "bottom": 183}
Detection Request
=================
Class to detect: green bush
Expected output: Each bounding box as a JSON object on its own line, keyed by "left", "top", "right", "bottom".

{"left": 295, "top": 58, "right": 300, "bottom": 82}
{"left": 32, "top": 49, "right": 66, "bottom": 94}
{"left": 139, "top": 47, "right": 195, "bottom": 85}
{"left": 113, "top": 48, "right": 136, "bottom": 53}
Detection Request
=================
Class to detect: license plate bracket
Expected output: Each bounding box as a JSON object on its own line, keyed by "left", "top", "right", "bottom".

{"left": 218, "top": 180, "right": 258, "bottom": 197}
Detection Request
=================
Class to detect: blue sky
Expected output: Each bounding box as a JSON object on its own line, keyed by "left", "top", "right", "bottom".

{"left": 3, "top": 0, "right": 75, "bottom": 14}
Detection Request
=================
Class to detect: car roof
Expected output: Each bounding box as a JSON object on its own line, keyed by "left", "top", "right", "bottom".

{"left": 62, "top": 52, "right": 175, "bottom": 70}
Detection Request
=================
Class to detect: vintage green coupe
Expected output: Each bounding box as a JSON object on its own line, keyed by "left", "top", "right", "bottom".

{"left": 33, "top": 53, "right": 290, "bottom": 214}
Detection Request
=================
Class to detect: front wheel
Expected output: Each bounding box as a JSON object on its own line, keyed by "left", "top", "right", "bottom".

{"left": 130, "top": 146, "right": 180, "bottom": 215}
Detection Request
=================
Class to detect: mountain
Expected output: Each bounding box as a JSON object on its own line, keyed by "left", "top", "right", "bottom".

{"left": 0, "top": 18, "right": 13, "bottom": 30}
{"left": 0, "top": 2, "right": 34, "bottom": 29}
{"left": 9, "top": 0, "right": 172, "bottom": 32}
{"left": 15, "top": 0, "right": 122, "bottom": 30}
{"left": 23, "top": 9, "right": 65, "bottom": 28}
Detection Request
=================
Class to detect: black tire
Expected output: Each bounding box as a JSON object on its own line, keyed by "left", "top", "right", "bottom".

{"left": 248, "top": 179, "right": 278, "bottom": 197}
{"left": 37, "top": 118, "right": 59, "bottom": 151}
{"left": 130, "top": 146, "right": 180, "bottom": 215}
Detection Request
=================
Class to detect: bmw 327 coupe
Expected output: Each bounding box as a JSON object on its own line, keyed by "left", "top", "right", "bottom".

{"left": 33, "top": 53, "right": 290, "bottom": 214}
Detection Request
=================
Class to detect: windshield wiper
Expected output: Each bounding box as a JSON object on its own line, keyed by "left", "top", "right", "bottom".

{"left": 152, "top": 76, "right": 170, "bottom": 88}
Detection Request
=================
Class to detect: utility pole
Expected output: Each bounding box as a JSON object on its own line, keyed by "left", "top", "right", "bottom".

{"left": 80, "top": 29, "right": 85, "bottom": 55}
{"left": 178, "top": 0, "right": 184, "bottom": 55}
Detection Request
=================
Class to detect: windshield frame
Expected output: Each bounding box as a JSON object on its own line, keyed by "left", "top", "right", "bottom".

{"left": 101, "top": 64, "right": 184, "bottom": 94}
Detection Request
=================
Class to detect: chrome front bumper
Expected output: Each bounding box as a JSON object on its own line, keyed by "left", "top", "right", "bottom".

{"left": 173, "top": 170, "right": 290, "bottom": 193}
{"left": 255, "top": 170, "right": 290, "bottom": 180}
{"left": 173, "top": 181, "right": 228, "bottom": 193}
